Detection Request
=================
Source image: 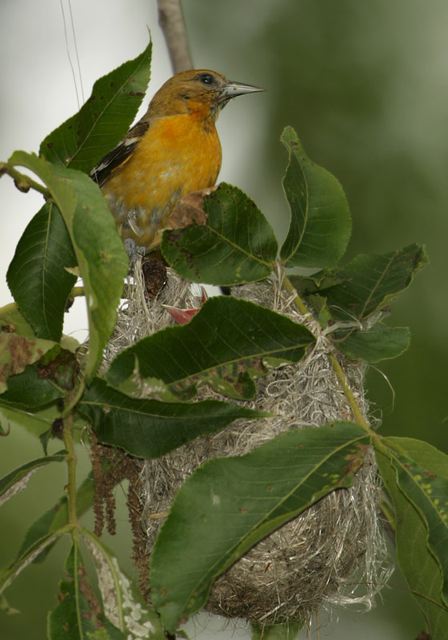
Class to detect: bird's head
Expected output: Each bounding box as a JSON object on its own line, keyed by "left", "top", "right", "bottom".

{"left": 148, "top": 69, "right": 263, "bottom": 121}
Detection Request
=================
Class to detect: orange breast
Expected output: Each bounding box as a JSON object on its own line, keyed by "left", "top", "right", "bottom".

{"left": 103, "top": 113, "right": 222, "bottom": 248}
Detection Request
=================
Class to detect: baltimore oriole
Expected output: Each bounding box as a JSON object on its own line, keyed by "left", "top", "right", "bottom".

{"left": 91, "top": 69, "right": 262, "bottom": 251}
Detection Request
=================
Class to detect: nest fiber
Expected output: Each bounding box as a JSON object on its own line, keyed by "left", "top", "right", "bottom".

{"left": 106, "top": 262, "right": 392, "bottom": 626}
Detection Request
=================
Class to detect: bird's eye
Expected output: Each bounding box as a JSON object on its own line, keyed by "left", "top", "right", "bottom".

{"left": 197, "top": 73, "right": 215, "bottom": 85}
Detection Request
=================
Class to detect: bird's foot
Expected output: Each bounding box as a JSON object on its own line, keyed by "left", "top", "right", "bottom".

{"left": 124, "top": 238, "right": 146, "bottom": 266}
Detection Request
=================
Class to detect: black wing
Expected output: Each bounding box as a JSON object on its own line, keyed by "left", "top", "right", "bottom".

{"left": 90, "top": 118, "right": 150, "bottom": 187}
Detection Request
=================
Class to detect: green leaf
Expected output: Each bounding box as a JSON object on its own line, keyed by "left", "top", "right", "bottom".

{"left": 280, "top": 126, "right": 351, "bottom": 268}
{"left": 48, "top": 544, "right": 124, "bottom": 640}
{"left": 78, "top": 378, "right": 262, "bottom": 459}
{"left": 0, "top": 304, "right": 35, "bottom": 338}
{"left": 8, "top": 152, "right": 128, "bottom": 379}
{"left": 0, "top": 530, "right": 62, "bottom": 598}
{"left": 150, "top": 422, "right": 368, "bottom": 632}
{"left": 0, "top": 479, "right": 93, "bottom": 595}
{"left": 0, "top": 451, "right": 65, "bottom": 507}
{"left": 317, "top": 244, "right": 428, "bottom": 321}
{"left": 16, "top": 475, "right": 94, "bottom": 564}
{"left": 385, "top": 438, "right": 448, "bottom": 602}
{"left": 0, "top": 403, "right": 60, "bottom": 437}
{"left": 40, "top": 42, "right": 152, "bottom": 173}
{"left": 208, "top": 367, "right": 258, "bottom": 400}
{"left": 0, "top": 359, "right": 64, "bottom": 410}
{"left": 0, "top": 345, "right": 77, "bottom": 414}
{"left": 107, "top": 297, "right": 315, "bottom": 395}
{"left": 307, "top": 293, "right": 332, "bottom": 328}
{"left": 335, "top": 324, "right": 411, "bottom": 363}
{"left": 0, "top": 594, "right": 19, "bottom": 616}
{"left": 376, "top": 438, "right": 448, "bottom": 637}
{"left": 162, "top": 183, "right": 278, "bottom": 286}
{"left": 0, "top": 332, "right": 55, "bottom": 394}
{"left": 82, "top": 530, "right": 164, "bottom": 638}
{"left": 7, "top": 203, "right": 77, "bottom": 340}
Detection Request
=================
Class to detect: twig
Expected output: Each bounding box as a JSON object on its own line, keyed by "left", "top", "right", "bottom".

{"left": 62, "top": 413, "right": 78, "bottom": 528}
{"left": 328, "top": 352, "right": 370, "bottom": 430}
{"left": 281, "top": 274, "right": 310, "bottom": 316}
{"left": 0, "top": 161, "right": 49, "bottom": 198}
{"left": 157, "top": 0, "right": 193, "bottom": 72}
{"left": 70, "top": 286, "right": 85, "bottom": 298}
{"left": 283, "top": 274, "right": 373, "bottom": 433}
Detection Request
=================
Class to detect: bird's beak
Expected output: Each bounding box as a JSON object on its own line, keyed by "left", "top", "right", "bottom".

{"left": 219, "top": 81, "right": 264, "bottom": 104}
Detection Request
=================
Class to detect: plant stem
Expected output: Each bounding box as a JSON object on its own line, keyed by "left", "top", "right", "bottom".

{"left": 62, "top": 413, "right": 78, "bottom": 528}
{"left": 63, "top": 381, "right": 86, "bottom": 418}
{"left": 0, "top": 161, "right": 50, "bottom": 197}
{"left": 281, "top": 275, "right": 309, "bottom": 316}
{"left": 282, "top": 274, "right": 372, "bottom": 433}
{"left": 70, "top": 286, "right": 85, "bottom": 298}
{"left": 328, "top": 352, "right": 370, "bottom": 429}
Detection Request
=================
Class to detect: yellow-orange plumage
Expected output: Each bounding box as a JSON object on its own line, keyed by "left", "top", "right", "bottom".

{"left": 103, "top": 114, "right": 221, "bottom": 247}
{"left": 92, "top": 69, "right": 261, "bottom": 250}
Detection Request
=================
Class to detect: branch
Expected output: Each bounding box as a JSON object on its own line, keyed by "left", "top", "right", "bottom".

{"left": 157, "top": 0, "right": 193, "bottom": 72}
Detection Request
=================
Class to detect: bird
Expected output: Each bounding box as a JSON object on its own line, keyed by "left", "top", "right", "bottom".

{"left": 91, "top": 69, "right": 262, "bottom": 252}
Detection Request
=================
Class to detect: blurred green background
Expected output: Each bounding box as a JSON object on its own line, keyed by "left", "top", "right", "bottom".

{"left": 189, "top": 0, "right": 448, "bottom": 451}
{"left": 1, "top": 0, "right": 447, "bottom": 638}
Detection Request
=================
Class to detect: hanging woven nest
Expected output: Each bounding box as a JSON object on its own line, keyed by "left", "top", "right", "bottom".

{"left": 104, "top": 260, "right": 392, "bottom": 627}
